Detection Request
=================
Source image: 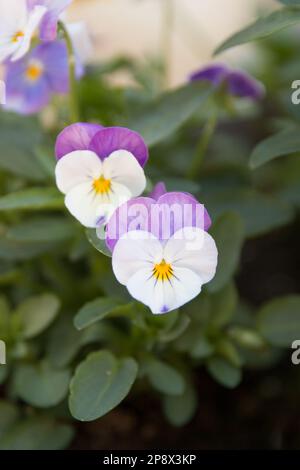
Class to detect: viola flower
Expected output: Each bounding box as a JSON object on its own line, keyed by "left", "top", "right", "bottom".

{"left": 107, "top": 193, "right": 217, "bottom": 314}
{"left": 0, "top": 0, "right": 47, "bottom": 63}
{"left": 189, "top": 63, "right": 265, "bottom": 100}
{"left": 55, "top": 123, "right": 148, "bottom": 228}
{"left": 27, "top": 0, "right": 72, "bottom": 41}
{"left": 4, "top": 41, "right": 70, "bottom": 115}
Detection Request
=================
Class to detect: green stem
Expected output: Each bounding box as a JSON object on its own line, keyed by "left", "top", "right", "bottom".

{"left": 187, "top": 113, "right": 217, "bottom": 180}
{"left": 161, "top": 0, "right": 175, "bottom": 89}
{"left": 58, "top": 20, "right": 79, "bottom": 123}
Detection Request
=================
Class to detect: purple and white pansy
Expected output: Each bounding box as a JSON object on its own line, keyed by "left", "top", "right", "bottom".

{"left": 4, "top": 41, "right": 70, "bottom": 115}
{"left": 0, "top": 0, "right": 73, "bottom": 64}
{"left": 189, "top": 63, "right": 265, "bottom": 100}
{"left": 0, "top": 0, "right": 47, "bottom": 63}
{"left": 55, "top": 123, "right": 148, "bottom": 228}
{"left": 105, "top": 186, "right": 217, "bottom": 314}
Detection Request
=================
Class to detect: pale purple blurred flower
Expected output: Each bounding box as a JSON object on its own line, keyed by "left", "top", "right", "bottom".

{"left": 4, "top": 41, "right": 70, "bottom": 115}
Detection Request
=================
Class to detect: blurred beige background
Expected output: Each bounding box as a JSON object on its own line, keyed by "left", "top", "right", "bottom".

{"left": 68, "top": 0, "right": 276, "bottom": 86}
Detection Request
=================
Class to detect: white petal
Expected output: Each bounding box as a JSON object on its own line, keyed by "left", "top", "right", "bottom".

{"left": 65, "top": 181, "right": 132, "bottom": 228}
{"left": 0, "top": 0, "right": 27, "bottom": 32}
{"left": 55, "top": 151, "right": 102, "bottom": 194}
{"left": 11, "top": 6, "right": 47, "bottom": 61}
{"left": 112, "top": 230, "right": 162, "bottom": 285}
{"left": 66, "top": 21, "right": 93, "bottom": 65}
{"left": 164, "top": 227, "right": 218, "bottom": 284}
{"left": 102, "top": 181, "right": 132, "bottom": 222}
{"left": 103, "top": 150, "right": 146, "bottom": 197}
{"left": 126, "top": 266, "right": 202, "bottom": 314}
{"left": 0, "top": 43, "right": 18, "bottom": 63}
{"left": 64, "top": 181, "right": 105, "bottom": 228}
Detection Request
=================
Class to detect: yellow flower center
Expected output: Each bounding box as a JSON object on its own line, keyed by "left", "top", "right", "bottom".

{"left": 12, "top": 31, "right": 24, "bottom": 43}
{"left": 93, "top": 175, "right": 112, "bottom": 195}
{"left": 153, "top": 259, "right": 173, "bottom": 282}
{"left": 25, "top": 62, "right": 44, "bottom": 82}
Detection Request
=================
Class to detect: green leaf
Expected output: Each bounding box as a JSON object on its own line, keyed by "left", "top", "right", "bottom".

{"left": 256, "top": 295, "right": 300, "bottom": 347}
{"left": 47, "top": 315, "right": 110, "bottom": 368}
{"left": 163, "top": 382, "right": 198, "bottom": 427}
{"left": 0, "top": 188, "right": 63, "bottom": 212}
{"left": 7, "top": 216, "right": 74, "bottom": 243}
{"left": 15, "top": 293, "right": 60, "bottom": 339}
{"left": 144, "top": 359, "right": 185, "bottom": 396}
{"left": 190, "top": 334, "right": 214, "bottom": 359}
{"left": 208, "top": 213, "right": 244, "bottom": 292}
{"left": 0, "top": 401, "right": 19, "bottom": 439}
{"left": 14, "top": 362, "right": 70, "bottom": 408}
{"left": 86, "top": 227, "right": 112, "bottom": 257}
{"left": 0, "top": 237, "right": 54, "bottom": 261}
{"left": 69, "top": 350, "right": 138, "bottom": 421}
{"left": 215, "top": 7, "right": 300, "bottom": 54}
{"left": 127, "top": 81, "right": 213, "bottom": 147}
{"left": 207, "top": 357, "right": 242, "bottom": 388}
{"left": 74, "top": 297, "right": 130, "bottom": 330}
{"left": 0, "top": 115, "right": 46, "bottom": 181}
{"left": 205, "top": 189, "right": 294, "bottom": 237}
{"left": 250, "top": 128, "right": 300, "bottom": 169}
{"left": 0, "top": 418, "right": 74, "bottom": 450}
{"left": 209, "top": 283, "right": 238, "bottom": 327}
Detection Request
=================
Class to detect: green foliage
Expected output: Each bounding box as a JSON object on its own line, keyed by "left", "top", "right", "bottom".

{"left": 0, "top": 188, "right": 63, "bottom": 211}
{"left": 13, "top": 361, "right": 70, "bottom": 408}
{"left": 249, "top": 127, "right": 300, "bottom": 169}
{"left": 74, "top": 297, "right": 131, "bottom": 330}
{"left": 143, "top": 358, "right": 185, "bottom": 395}
{"left": 14, "top": 293, "right": 60, "bottom": 339}
{"left": 215, "top": 7, "right": 300, "bottom": 54}
{"left": 208, "top": 213, "right": 244, "bottom": 292}
{"left": 163, "top": 382, "right": 198, "bottom": 426}
{"left": 256, "top": 296, "right": 300, "bottom": 347}
{"left": 127, "top": 81, "right": 213, "bottom": 146}
{"left": 69, "top": 351, "right": 138, "bottom": 421}
{"left": 1, "top": 2, "right": 300, "bottom": 449}
{"left": 207, "top": 358, "right": 242, "bottom": 389}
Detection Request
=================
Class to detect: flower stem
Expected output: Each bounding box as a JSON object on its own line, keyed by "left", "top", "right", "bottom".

{"left": 187, "top": 113, "right": 217, "bottom": 180}
{"left": 58, "top": 20, "right": 79, "bottom": 123}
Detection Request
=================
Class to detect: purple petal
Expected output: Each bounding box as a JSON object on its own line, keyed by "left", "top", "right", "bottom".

{"left": 28, "top": 0, "right": 72, "bottom": 41}
{"left": 89, "top": 127, "right": 149, "bottom": 167}
{"left": 149, "top": 182, "right": 167, "bottom": 200}
{"left": 55, "top": 123, "right": 104, "bottom": 160}
{"left": 106, "top": 197, "right": 154, "bottom": 252}
{"left": 5, "top": 72, "right": 50, "bottom": 115}
{"left": 227, "top": 70, "right": 265, "bottom": 100}
{"left": 31, "top": 41, "right": 69, "bottom": 94}
{"left": 157, "top": 192, "right": 211, "bottom": 238}
{"left": 4, "top": 53, "right": 50, "bottom": 115}
{"left": 189, "top": 63, "right": 229, "bottom": 86}
{"left": 105, "top": 192, "right": 212, "bottom": 252}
